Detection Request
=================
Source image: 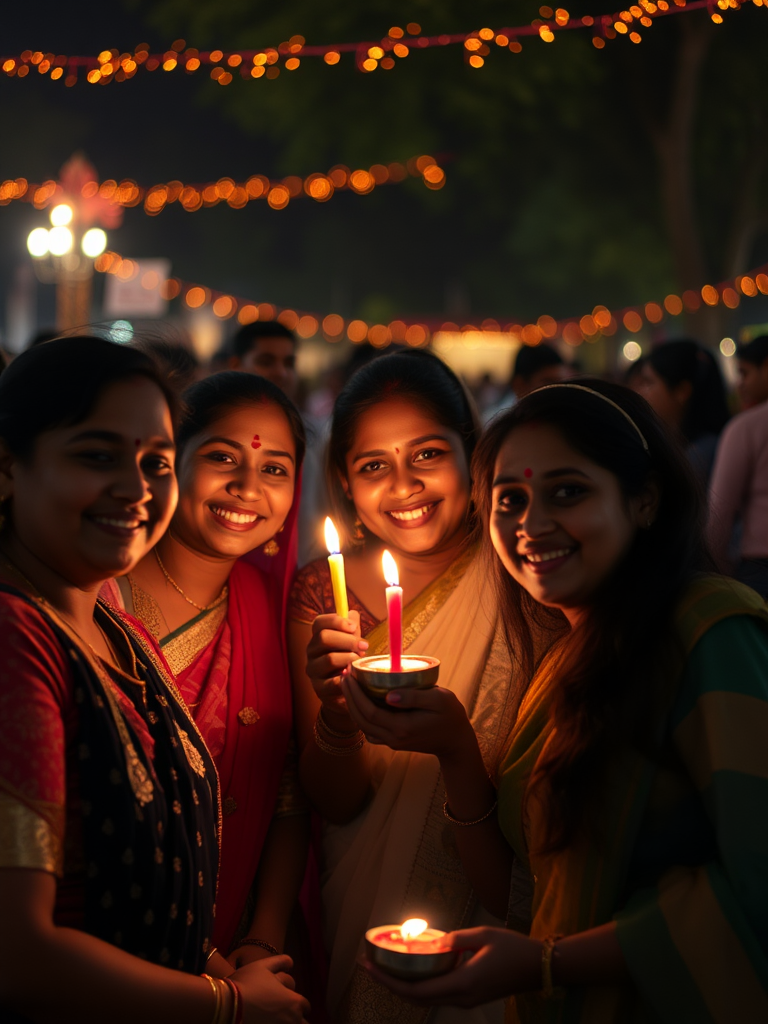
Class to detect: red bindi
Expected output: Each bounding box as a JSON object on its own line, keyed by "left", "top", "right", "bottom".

{"left": 524, "top": 468, "right": 533, "bottom": 478}
{"left": 395, "top": 447, "right": 400, "bottom": 454}
{"left": 251, "top": 434, "right": 261, "bottom": 449}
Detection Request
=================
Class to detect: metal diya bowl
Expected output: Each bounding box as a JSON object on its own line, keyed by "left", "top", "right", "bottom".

{"left": 364, "top": 926, "right": 459, "bottom": 981}
{"left": 351, "top": 655, "right": 440, "bottom": 707}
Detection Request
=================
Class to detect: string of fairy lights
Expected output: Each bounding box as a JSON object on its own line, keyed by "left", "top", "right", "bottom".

{"left": 0, "top": 1, "right": 754, "bottom": 87}
{"left": 93, "top": 248, "right": 768, "bottom": 350}
{"left": 0, "top": 156, "right": 445, "bottom": 217}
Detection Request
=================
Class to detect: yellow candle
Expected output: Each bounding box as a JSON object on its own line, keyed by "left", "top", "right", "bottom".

{"left": 324, "top": 517, "right": 349, "bottom": 619}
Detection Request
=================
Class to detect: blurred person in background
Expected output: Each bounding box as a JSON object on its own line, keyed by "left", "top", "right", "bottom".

{"left": 631, "top": 339, "right": 729, "bottom": 487}
{"left": 708, "top": 389, "right": 768, "bottom": 597}
{"left": 229, "top": 321, "right": 298, "bottom": 403}
{"left": 735, "top": 335, "right": 768, "bottom": 410}
{"left": 483, "top": 343, "right": 571, "bottom": 423}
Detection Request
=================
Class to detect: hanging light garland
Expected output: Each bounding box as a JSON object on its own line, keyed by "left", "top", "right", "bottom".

{"left": 93, "top": 248, "right": 768, "bottom": 349}
{"left": 0, "top": 1, "right": 753, "bottom": 87}
{"left": 0, "top": 156, "right": 445, "bottom": 218}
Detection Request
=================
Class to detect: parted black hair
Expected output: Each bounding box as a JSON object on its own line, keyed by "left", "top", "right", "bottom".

{"left": 0, "top": 335, "right": 179, "bottom": 460}
{"left": 177, "top": 371, "right": 305, "bottom": 470}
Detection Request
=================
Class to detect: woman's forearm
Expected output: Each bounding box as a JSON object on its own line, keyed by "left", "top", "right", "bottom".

{"left": 439, "top": 735, "right": 515, "bottom": 919}
{"left": 554, "top": 922, "right": 630, "bottom": 987}
{"left": 244, "top": 813, "right": 311, "bottom": 952}
{"left": 298, "top": 734, "right": 372, "bottom": 824}
{"left": 0, "top": 872, "right": 214, "bottom": 1024}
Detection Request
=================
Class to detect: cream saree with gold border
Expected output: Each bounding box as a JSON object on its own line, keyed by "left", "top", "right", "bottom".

{"left": 324, "top": 546, "right": 523, "bottom": 1024}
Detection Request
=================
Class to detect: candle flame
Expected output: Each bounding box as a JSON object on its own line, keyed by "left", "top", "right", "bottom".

{"left": 324, "top": 516, "right": 341, "bottom": 555}
{"left": 400, "top": 918, "right": 428, "bottom": 940}
{"left": 382, "top": 549, "right": 399, "bottom": 587}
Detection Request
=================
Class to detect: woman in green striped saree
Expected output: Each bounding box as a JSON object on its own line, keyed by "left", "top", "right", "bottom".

{"left": 364, "top": 380, "right": 768, "bottom": 1024}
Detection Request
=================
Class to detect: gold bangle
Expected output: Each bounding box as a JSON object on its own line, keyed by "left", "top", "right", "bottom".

{"left": 201, "top": 973, "right": 220, "bottom": 1024}
{"left": 442, "top": 798, "right": 497, "bottom": 827}
{"left": 541, "top": 934, "right": 563, "bottom": 999}
{"left": 205, "top": 946, "right": 218, "bottom": 963}
{"left": 317, "top": 705, "right": 361, "bottom": 739}
{"left": 313, "top": 719, "right": 365, "bottom": 756}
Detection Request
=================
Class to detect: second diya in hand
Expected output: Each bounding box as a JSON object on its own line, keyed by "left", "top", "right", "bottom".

{"left": 352, "top": 549, "right": 440, "bottom": 706}
{"left": 365, "top": 919, "right": 459, "bottom": 980}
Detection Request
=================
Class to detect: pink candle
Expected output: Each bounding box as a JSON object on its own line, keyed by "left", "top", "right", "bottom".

{"left": 382, "top": 550, "right": 403, "bottom": 672}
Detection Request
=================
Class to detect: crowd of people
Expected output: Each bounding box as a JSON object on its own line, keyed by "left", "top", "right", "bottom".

{"left": 0, "top": 321, "right": 766, "bottom": 1024}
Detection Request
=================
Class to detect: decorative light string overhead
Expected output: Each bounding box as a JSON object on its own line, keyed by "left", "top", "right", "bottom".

{"left": 0, "top": 1, "right": 753, "bottom": 86}
{"left": 0, "top": 156, "right": 445, "bottom": 217}
{"left": 93, "top": 248, "right": 768, "bottom": 349}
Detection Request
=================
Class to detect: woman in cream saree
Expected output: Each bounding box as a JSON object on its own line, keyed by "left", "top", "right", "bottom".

{"left": 290, "top": 543, "right": 520, "bottom": 1024}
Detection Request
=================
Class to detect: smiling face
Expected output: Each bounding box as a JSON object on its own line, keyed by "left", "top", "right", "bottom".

{"left": 342, "top": 397, "right": 471, "bottom": 558}
{"left": 489, "top": 422, "right": 651, "bottom": 622}
{"left": 4, "top": 377, "right": 176, "bottom": 587}
{"left": 173, "top": 401, "right": 296, "bottom": 560}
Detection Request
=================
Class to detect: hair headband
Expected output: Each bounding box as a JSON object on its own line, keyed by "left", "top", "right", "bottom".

{"left": 532, "top": 383, "right": 650, "bottom": 452}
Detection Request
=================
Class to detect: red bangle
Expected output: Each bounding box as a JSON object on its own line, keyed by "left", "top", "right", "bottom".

{"left": 223, "top": 978, "right": 243, "bottom": 1024}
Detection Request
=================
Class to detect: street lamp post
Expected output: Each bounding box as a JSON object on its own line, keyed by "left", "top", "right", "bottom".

{"left": 27, "top": 203, "right": 108, "bottom": 331}
{"left": 25, "top": 155, "right": 117, "bottom": 332}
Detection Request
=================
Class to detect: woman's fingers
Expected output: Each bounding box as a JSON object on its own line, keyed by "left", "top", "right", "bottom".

{"left": 259, "top": 953, "right": 295, "bottom": 974}
{"left": 384, "top": 684, "right": 454, "bottom": 711}
{"left": 307, "top": 628, "right": 368, "bottom": 659}
{"left": 360, "top": 958, "right": 470, "bottom": 1006}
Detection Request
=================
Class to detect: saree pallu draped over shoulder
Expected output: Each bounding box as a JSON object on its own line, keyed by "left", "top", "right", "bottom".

{"left": 0, "top": 585, "right": 220, "bottom": 974}
{"left": 498, "top": 575, "right": 768, "bottom": 1024}
{"left": 324, "top": 546, "right": 527, "bottom": 1024}
{"left": 181, "top": 560, "right": 293, "bottom": 951}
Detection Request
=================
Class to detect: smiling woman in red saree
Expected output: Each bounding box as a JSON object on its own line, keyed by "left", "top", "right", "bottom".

{"left": 103, "top": 371, "right": 309, "bottom": 967}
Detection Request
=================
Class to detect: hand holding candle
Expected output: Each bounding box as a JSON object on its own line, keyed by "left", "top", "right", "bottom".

{"left": 382, "top": 550, "right": 403, "bottom": 672}
{"left": 324, "top": 516, "right": 349, "bottom": 620}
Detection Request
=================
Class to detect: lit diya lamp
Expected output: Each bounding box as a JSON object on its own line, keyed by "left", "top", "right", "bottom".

{"left": 365, "top": 918, "right": 459, "bottom": 980}
{"left": 351, "top": 551, "right": 440, "bottom": 706}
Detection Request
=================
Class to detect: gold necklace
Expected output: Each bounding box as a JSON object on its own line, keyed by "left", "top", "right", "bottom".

{"left": 154, "top": 547, "right": 228, "bottom": 612}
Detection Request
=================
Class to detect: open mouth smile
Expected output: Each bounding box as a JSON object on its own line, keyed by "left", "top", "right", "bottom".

{"left": 88, "top": 515, "right": 147, "bottom": 537}
{"left": 386, "top": 502, "right": 439, "bottom": 527}
{"left": 521, "top": 547, "right": 576, "bottom": 574}
{"left": 209, "top": 504, "right": 264, "bottom": 530}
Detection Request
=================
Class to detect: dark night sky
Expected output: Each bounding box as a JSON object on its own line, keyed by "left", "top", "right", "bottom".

{"left": 1, "top": 1, "right": 469, "bottom": 344}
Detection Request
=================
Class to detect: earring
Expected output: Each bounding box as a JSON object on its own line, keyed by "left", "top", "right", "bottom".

{"left": 263, "top": 538, "right": 280, "bottom": 557}
{"left": 353, "top": 517, "right": 364, "bottom": 542}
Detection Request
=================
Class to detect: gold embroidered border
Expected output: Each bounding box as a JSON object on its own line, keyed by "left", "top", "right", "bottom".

{"left": 0, "top": 790, "right": 63, "bottom": 875}
{"left": 365, "top": 542, "right": 479, "bottom": 653}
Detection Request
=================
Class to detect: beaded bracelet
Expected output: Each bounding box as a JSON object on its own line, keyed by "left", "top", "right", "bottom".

{"left": 442, "top": 798, "right": 497, "bottom": 827}
{"left": 236, "top": 937, "right": 280, "bottom": 956}
{"left": 313, "top": 718, "right": 366, "bottom": 756}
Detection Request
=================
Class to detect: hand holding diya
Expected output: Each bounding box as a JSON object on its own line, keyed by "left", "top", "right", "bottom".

{"left": 365, "top": 918, "right": 459, "bottom": 980}
{"left": 351, "top": 550, "right": 440, "bottom": 706}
